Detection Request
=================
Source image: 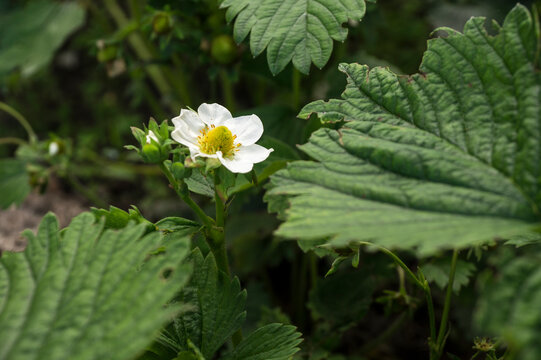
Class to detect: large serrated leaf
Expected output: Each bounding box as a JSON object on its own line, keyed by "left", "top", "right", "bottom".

{"left": 158, "top": 249, "right": 247, "bottom": 359}
{"left": 266, "top": 5, "right": 541, "bottom": 255}
{"left": 220, "top": 0, "right": 371, "bottom": 75}
{"left": 0, "top": 212, "right": 192, "bottom": 360}
{"left": 0, "top": 1, "right": 85, "bottom": 77}
{"left": 474, "top": 251, "right": 541, "bottom": 360}
{"left": 0, "top": 158, "right": 30, "bottom": 209}
{"left": 222, "top": 323, "right": 302, "bottom": 360}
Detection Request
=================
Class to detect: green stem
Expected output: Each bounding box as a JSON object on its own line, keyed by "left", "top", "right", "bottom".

{"left": 211, "top": 172, "right": 243, "bottom": 346}
{"left": 358, "top": 242, "right": 438, "bottom": 358}
{"left": 214, "top": 173, "right": 225, "bottom": 228}
{"left": 425, "top": 284, "right": 438, "bottom": 359}
{"left": 435, "top": 249, "right": 459, "bottom": 358}
{"left": 0, "top": 137, "right": 27, "bottom": 146}
{"left": 358, "top": 242, "right": 424, "bottom": 289}
{"left": 0, "top": 102, "right": 37, "bottom": 143}
{"left": 159, "top": 163, "right": 213, "bottom": 228}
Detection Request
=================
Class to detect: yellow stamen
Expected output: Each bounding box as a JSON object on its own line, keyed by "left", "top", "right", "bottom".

{"left": 198, "top": 125, "right": 238, "bottom": 158}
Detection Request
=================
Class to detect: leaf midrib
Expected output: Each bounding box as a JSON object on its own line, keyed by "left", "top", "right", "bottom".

{"left": 343, "top": 64, "right": 539, "bottom": 219}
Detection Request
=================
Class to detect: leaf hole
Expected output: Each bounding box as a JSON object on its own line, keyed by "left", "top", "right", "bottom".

{"left": 159, "top": 267, "right": 174, "bottom": 280}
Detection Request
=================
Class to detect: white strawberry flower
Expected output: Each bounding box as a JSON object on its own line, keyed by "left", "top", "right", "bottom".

{"left": 171, "top": 103, "right": 273, "bottom": 173}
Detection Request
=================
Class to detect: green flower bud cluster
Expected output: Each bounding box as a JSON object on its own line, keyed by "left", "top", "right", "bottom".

{"left": 127, "top": 118, "right": 172, "bottom": 164}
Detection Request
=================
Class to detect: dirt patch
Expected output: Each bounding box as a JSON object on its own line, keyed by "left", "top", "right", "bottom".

{"left": 0, "top": 181, "right": 88, "bottom": 252}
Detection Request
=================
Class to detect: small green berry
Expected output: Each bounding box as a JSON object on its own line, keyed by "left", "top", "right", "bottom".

{"left": 210, "top": 35, "right": 237, "bottom": 64}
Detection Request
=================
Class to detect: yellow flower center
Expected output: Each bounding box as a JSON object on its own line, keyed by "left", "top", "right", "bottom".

{"left": 198, "top": 125, "right": 240, "bottom": 157}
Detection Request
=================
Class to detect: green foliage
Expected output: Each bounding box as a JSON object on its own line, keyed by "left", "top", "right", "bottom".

{"left": 0, "top": 212, "right": 193, "bottom": 360}
{"left": 220, "top": 0, "right": 371, "bottom": 75}
{"left": 474, "top": 251, "right": 541, "bottom": 360}
{"left": 0, "top": 1, "right": 85, "bottom": 77}
{"left": 0, "top": 158, "right": 30, "bottom": 209}
{"left": 91, "top": 205, "right": 153, "bottom": 230}
{"left": 266, "top": 5, "right": 541, "bottom": 255}
{"left": 222, "top": 323, "right": 302, "bottom": 360}
{"left": 158, "top": 249, "right": 247, "bottom": 358}
{"left": 155, "top": 217, "right": 202, "bottom": 238}
{"left": 151, "top": 249, "right": 302, "bottom": 359}
{"left": 422, "top": 259, "right": 476, "bottom": 294}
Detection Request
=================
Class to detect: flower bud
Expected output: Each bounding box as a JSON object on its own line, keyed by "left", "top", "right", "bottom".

{"left": 141, "top": 143, "right": 161, "bottom": 163}
{"left": 171, "top": 162, "right": 186, "bottom": 180}
{"left": 152, "top": 13, "right": 172, "bottom": 35}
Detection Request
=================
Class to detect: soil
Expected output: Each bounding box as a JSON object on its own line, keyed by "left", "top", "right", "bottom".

{"left": 0, "top": 180, "right": 87, "bottom": 252}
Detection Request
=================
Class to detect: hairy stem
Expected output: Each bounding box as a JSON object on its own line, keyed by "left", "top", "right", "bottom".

{"left": 159, "top": 163, "right": 213, "bottom": 228}
{"left": 435, "top": 249, "right": 459, "bottom": 358}
{"left": 212, "top": 172, "right": 243, "bottom": 346}
{"left": 425, "top": 284, "right": 438, "bottom": 359}
{"left": 358, "top": 242, "right": 424, "bottom": 289}
{"left": 358, "top": 242, "right": 438, "bottom": 358}
{"left": 0, "top": 102, "right": 37, "bottom": 143}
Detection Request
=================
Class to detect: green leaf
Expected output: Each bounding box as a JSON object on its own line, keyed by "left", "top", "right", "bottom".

{"left": 504, "top": 232, "right": 541, "bottom": 247}
{"left": 220, "top": 0, "right": 370, "bottom": 75}
{"left": 185, "top": 169, "right": 215, "bottom": 198}
{"left": 0, "top": 212, "right": 192, "bottom": 360}
{"left": 421, "top": 259, "right": 476, "bottom": 293}
{"left": 155, "top": 217, "right": 201, "bottom": 238}
{"left": 266, "top": 5, "right": 541, "bottom": 255}
{"left": 228, "top": 136, "right": 300, "bottom": 195}
{"left": 474, "top": 252, "right": 541, "bottom": 360}
{"left": 222, "top": 323, "right": 302, "bottom": 360}
{"left": 91, "top": 205, "right": 154, "bottom": 230}
{"left": 0, "top": 1, "right": 85, "bottom": 77}
{"left": 0, "top": 158, "right": 30, "bottom": 209}
{"left": 159, "top": 249, "right": 247, "bottom": 359}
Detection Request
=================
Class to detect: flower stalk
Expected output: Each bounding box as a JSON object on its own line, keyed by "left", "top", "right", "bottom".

{"left": 159, "top": 162, "right": 214, "bottom": 229}
{"left": 0, "top": 102, "right": 37, "bottom": 143}
{"left": 434, "top": 249, "right": 460, "bottom": 358}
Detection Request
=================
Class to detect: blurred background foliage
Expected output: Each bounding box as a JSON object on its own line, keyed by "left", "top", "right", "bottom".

{"left": 0, "top": 0, "right": 539, "bottom": 358}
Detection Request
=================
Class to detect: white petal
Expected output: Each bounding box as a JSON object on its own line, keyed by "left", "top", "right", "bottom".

{"left": 197, "top": 103, "right": 232, "bottom": 126}
{"left": 194, "top": 151, "right": 218, "bottom": 159}
{"left": 49, "top": 142, "right": 59, "bottom": 156}
{"left": 171, "top": 109, "right": 205, "bottom": 148}
{"left": 172, "top": 109, "right": 205, "bottom": 134}
{"left": 217, "top": 144, "right": 273, "bottom": 173}
{"left": 171, "top": 128, "right": 199, "bottom": 148}
{"left": 223, "top": 115, "right": 264, "bottom": 146}
{"left": 217, "top": 151, "right": 253, "bottom": 173}
{"left": 146, "top": 130, "right": 159, "bottom": 144}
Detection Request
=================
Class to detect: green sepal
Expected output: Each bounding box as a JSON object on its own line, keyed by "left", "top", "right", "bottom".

{"left": 142, "top": 143, "right": 162, "bottom": 163}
